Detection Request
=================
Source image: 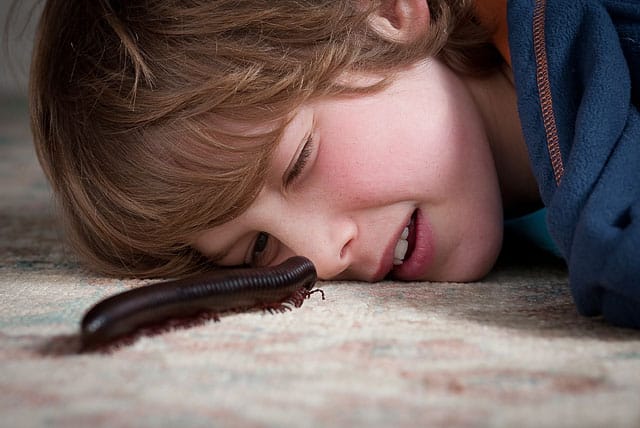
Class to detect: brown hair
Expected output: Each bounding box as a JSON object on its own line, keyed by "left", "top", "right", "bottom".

{"left": 30, "top": 0, "right": 501, "bottom": 278}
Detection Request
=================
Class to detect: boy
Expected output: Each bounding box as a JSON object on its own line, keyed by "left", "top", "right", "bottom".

{"left": 30, "top": 0, "right": 640, "bottom": 327}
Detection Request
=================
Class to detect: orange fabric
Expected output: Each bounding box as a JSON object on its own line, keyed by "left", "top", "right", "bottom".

{"left": 474, "top": 0, "right": 511, "bottom": 66}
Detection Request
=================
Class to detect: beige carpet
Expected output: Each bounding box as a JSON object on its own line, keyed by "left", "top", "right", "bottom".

{"left": 2, "top": 94, "right": 640, "bottom": 428}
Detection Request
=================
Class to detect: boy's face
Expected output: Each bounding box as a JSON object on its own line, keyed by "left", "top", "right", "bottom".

{"left": 194, "top": 59, "right": 504, "bottom": 282}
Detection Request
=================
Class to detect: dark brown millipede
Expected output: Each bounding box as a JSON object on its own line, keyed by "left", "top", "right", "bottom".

{"left": 80, "top": 256, "right": 320, "bottom": 352}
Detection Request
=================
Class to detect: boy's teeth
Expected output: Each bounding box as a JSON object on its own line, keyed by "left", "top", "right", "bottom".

{"left": 393, "top": 226, "right": 410, "bottom": 265}
{"left": 401, "top": 226, "right": 409, "bottom": 240}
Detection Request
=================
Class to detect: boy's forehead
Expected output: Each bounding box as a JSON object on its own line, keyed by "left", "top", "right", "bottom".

{"left": 226, "top": 108, "right": 307, "bottom": 146}
{"left": 334, "top": 70, "right": 387, "bottom": 89}
{"left": 217, "top": 116, "right": 285, "bottom": 137}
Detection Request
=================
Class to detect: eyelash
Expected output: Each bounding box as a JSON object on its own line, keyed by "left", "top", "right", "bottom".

{"left": 285, "top": 133, "right": 314, "bottom": 187}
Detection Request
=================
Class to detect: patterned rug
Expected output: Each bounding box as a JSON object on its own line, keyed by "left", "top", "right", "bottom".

{"left": 2, "top": 94, "right": 640, "bottom": 428}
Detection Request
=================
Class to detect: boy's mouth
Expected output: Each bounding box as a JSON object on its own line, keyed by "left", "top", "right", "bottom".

{"left": 390, "top": 209, "right": 435, "bottom": 280}
{"left": 393, "top": 211, "right": 416, "bottom": 266}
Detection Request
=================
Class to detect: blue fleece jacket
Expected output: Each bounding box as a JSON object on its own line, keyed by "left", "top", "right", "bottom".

{"left": 507, "top": 0, "right": 640, "bottom": 327}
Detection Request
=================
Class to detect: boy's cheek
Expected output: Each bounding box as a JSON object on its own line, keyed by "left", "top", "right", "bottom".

{"left": 312, "top": 155, "right": 396, "bottom": 202}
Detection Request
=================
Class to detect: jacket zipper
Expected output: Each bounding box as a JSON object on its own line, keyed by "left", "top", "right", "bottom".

{"left": 533, "top": 0, "right": 565, "bottom": 186}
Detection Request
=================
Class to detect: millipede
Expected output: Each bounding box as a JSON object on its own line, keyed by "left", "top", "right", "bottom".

{"left": 80, "top": 256, "right": 321, "bottom": 352}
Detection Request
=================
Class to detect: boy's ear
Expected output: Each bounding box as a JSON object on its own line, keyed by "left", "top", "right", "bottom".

{"left": 368, "top": 0, "right": 430, "bottom": 43}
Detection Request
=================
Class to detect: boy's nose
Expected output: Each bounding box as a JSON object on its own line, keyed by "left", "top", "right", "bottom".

{"left": 280, "top": 212, "right": 356, "bottom": 280}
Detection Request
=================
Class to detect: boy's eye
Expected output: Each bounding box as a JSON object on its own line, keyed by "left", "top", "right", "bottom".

{"left": 250, "top": 232, "right": 273, "bottom": 266}
{"left": 284, "top": 133, "right": 314, "bottom": 187}
{"left": 254, "top": 232, "right": 269, "bottom": 254}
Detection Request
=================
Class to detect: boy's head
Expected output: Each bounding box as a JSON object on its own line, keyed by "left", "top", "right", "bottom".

{"left": 30, "top": 0, "right": 500, "bottom": 278}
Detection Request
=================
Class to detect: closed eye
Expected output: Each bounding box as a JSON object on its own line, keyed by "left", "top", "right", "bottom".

{"left": 284, "top": 133, "right": 314, "bottom": 187}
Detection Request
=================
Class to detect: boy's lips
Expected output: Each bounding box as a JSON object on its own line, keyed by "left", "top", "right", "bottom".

{"left": 390, "top": 209, "right": 434, "bottom": 280}
{"left": 372, "top": 209, "right": 434, "bottom": 282}
{"left": 371, "top": 212, "right": 411, "bottom": 282}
